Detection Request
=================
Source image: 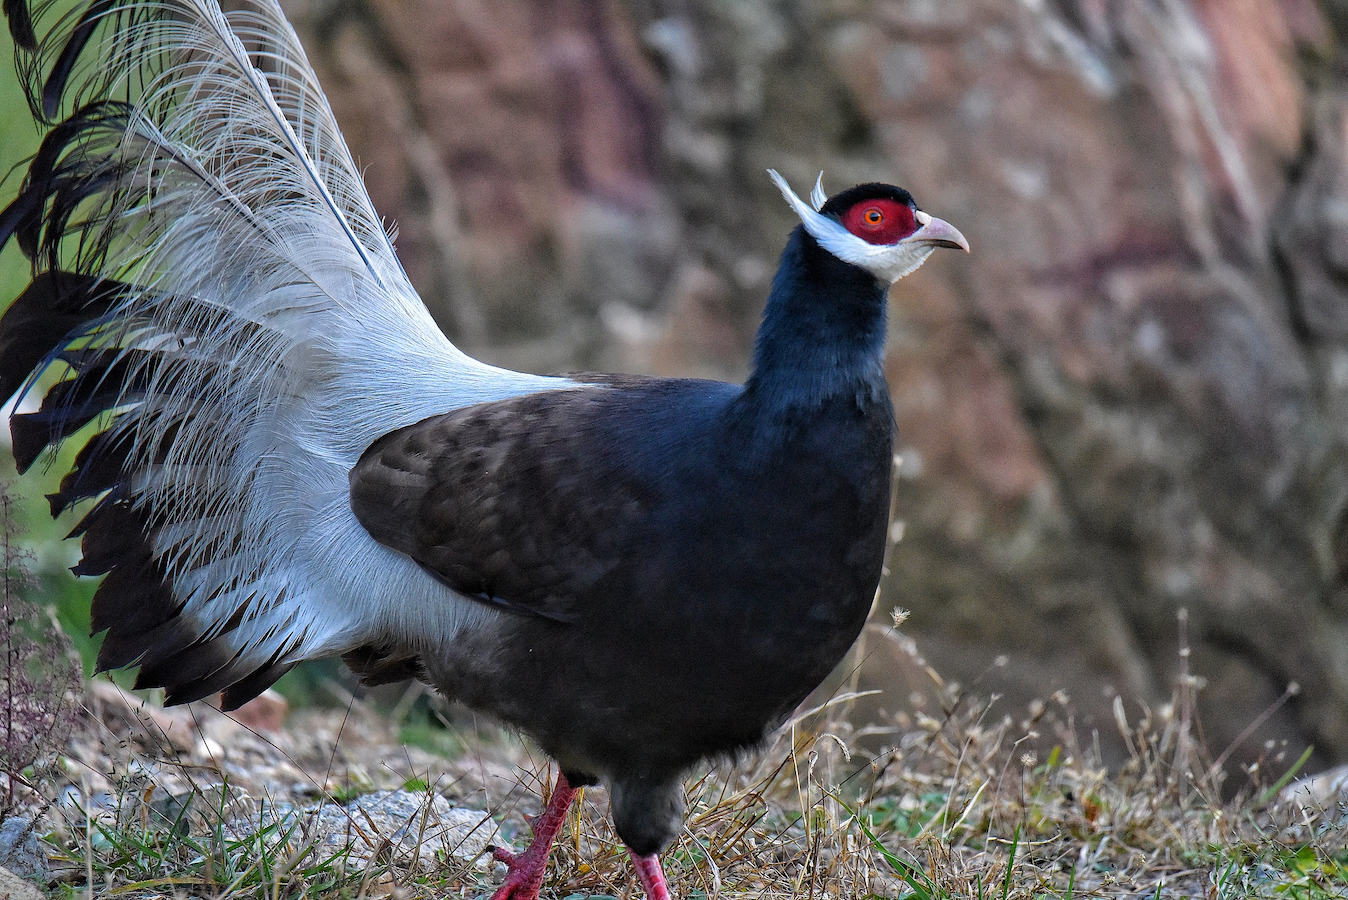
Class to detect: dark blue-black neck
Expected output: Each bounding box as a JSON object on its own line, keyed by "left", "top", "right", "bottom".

{"left": 743, "top": 225, "right": 890, "bottom": 413}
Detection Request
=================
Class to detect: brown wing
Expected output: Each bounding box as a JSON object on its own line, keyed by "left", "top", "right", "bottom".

{"left": 347, "top": 384, "right": 665, "bottom": 623}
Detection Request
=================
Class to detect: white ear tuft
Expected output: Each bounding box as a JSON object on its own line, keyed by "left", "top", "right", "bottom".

{"left": 767, "top": 169, "right": 824, "bottom": 229}
{"left": 810, "top": 173, "right": 827, "bottom": 211}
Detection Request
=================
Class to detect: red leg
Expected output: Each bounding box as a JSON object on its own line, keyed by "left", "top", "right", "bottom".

{"left": 631, "top": 851, "right": 672, "bottom": 900}
{"left": 490, "top": 772, "right": 578, "bottom": 900}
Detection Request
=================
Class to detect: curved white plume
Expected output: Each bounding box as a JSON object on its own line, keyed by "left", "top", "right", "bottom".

{"left": 809, "top": 173, "right": 827, "bottom": 211}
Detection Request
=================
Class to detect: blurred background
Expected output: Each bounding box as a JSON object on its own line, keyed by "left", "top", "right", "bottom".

{"left": 4, "top": 0, "right": 1348, "bottom": 782}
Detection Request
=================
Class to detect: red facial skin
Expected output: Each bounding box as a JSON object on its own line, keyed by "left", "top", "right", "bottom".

{"left": 840, "top": 198, "right": 918, "bottom": 245}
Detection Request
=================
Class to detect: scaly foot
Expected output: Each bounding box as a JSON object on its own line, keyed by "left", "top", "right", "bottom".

{"left": 631, "top": 851, "right": 672, "bottom": 900}
{"left": 489, "top": 773, "right": 578, "bottom": 900}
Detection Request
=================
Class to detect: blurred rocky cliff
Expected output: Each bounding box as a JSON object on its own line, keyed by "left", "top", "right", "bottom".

{"left": 283, "top": 0, "right": 1348, "bottom": 775}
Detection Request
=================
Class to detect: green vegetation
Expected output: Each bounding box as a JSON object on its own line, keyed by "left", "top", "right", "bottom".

{"left": 2, "top": 625, "right": 1340, "bottom": 899}
{"left": 0, "top": 29, "right": 105, "bottom": 675}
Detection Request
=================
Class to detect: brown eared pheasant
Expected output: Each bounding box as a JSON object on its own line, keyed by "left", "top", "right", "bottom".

{"left": 0, "top": 1, "right": 968, "bottom": 897}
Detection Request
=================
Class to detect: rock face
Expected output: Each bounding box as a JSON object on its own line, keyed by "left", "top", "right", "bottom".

{"left": 283, "top": 0, "right": 1348, "bottom": 774}
{"left": 0, "top": 865, "right": 44, "bottom": 900}
{"left": 0, "top": 818, "right": 45, "bottom": 883}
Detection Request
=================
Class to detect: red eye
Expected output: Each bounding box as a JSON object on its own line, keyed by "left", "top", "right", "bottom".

{"left": 842, "top": 198, "right": 917, "bottom": 245}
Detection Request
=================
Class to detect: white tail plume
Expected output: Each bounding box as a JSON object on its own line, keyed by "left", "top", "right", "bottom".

{"left": 1, "top": 0, "right": 566, "bottom": 703}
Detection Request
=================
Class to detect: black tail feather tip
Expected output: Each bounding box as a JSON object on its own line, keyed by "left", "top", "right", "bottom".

{"left": 4, "top": 0, "right": 36, "bottom": 50}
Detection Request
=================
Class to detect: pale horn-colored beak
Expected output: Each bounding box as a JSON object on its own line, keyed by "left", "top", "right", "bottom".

{"left": 904, "top": 209, "right": 970, "bottom": 252}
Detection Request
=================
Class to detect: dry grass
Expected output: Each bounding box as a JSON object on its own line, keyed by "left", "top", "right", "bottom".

{"left": 5, "top": 611, "right": 1345, "bottom": 900}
